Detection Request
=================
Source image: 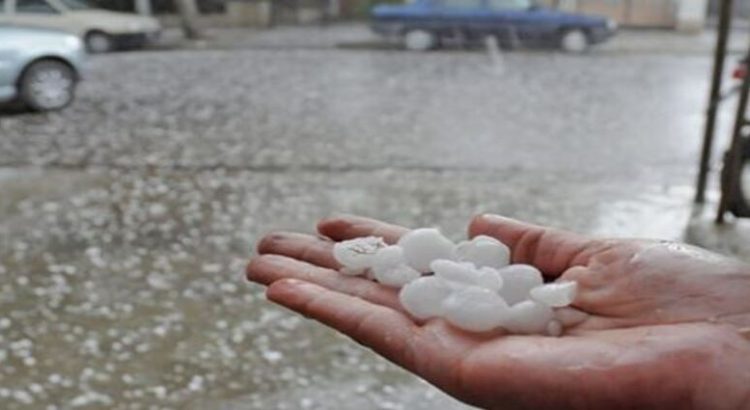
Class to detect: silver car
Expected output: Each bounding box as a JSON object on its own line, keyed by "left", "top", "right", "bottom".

{"left": 0, "top": 25, "right": 85, "bottom": 111}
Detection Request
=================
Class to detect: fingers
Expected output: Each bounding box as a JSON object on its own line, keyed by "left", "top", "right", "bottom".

{"left": 257, "top": 231, "right": 340, "bottom": 269}
{"left": 247, "top": 254, "right": 403, "bottom": 312}
{"left": 318, "top": 214, "right": 409, "bottom": 244}
{"left": 267, "top": 279, "right": 420, "bottom": 373}
{"left": 469, "top": 214, "right": 596, "bottom": 277}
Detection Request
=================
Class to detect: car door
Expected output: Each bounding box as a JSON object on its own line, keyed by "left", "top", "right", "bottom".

{"left": 486, "top": 0, "right": 552, "bottom": 46}
{"left": 437, "top": 0, "right": 487, "bottom": 41}
{"left": 6, "top": 0, "right": 73, "bottom": 34}
{"left": 0, "top": 27, "right": 20, "bottom": 95}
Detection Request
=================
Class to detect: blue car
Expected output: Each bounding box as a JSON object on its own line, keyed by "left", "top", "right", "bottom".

{"left": 371, "top": 0, "right": 617, "bottom": 52}
{"left": 0, "top": 25, "right": 85, "bottom": 111}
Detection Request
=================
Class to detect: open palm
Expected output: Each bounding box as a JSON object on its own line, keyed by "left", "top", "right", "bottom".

{"left": 246, "top": 214, "right": 750, "bottom": 410}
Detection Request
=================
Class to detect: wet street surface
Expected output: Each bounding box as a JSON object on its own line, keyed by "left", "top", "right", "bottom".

{"left": 0, "top": 44, "right": 721, "bottom": 409}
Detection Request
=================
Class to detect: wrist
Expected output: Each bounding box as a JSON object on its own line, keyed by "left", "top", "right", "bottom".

{"left": 694, "top": 326, "right": 750, "bottom": 410}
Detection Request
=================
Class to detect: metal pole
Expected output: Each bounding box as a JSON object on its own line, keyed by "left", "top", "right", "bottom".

{"left": 717, "top": 38, "right": 750, "bottom": 223}
{"left": 695, "top": 0, "right": 733, "bottom": 204}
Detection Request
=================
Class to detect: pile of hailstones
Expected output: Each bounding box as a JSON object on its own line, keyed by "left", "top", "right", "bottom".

{"left": 333, "top": 228, "right": 577, "bottom": 336}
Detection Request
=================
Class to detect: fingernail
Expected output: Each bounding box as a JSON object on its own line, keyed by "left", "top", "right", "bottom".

{"left": 256, "top": 231, "right": 288, "bottom": 253}
{"left": 483, "top": 214, "right": 519, "bottom": 224}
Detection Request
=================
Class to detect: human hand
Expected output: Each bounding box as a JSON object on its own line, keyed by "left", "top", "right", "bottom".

{"left": 246, "top": 214, "right": 750, "bottom": 410}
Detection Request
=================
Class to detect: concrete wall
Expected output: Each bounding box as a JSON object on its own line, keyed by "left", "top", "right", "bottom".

{"left": 542, "top": 0, "right": 708, "bottom": 32}
{"left": 708, "top": 0, "right": 750, "bottom": 18}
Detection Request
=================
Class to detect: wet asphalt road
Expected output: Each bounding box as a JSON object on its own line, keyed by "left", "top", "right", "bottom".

{"left": 0, "top": 43, "right": 725, "bottom": 409}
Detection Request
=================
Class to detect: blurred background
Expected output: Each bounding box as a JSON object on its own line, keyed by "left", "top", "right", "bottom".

{"left": 1, "top": 0, "right": 749, "bottom": 408}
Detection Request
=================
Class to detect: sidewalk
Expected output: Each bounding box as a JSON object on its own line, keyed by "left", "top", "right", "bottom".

{"left": 686, "top": 203, "right": 750, "bottom": 261}
{"left": 154, "top": 22, "right": 750, "bottom": 55}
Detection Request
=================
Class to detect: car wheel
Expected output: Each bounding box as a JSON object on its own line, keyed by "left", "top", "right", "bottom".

{"left": 560, "top": 29, "right": 589, "bottom": 53}
{"left": 85, "top": 31, "right": 113, "bottom": 53}
{"left": 19, "top": 60, "right": 77, "bottom": 112}
{"left": 403, "top": 29, "right": 436, "bottom": 51}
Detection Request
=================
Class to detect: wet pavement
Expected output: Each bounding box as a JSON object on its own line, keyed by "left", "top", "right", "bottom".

{"left": 0, "top": 41, "right": 729, "bottom": 409}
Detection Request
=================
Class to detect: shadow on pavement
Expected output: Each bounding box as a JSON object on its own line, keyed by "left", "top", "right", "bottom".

{"left": 0, "top": 102, "right": 31, "bottom": 116}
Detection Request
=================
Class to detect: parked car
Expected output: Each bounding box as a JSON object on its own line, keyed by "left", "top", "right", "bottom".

{"left": 0, "top": 0, "right": 161, "bottom": 53}
{"left": 0, "top": 25, "right": 85, "bottom": 111}
{"left": 370, "top": 0, "right": 617, "bottom": 52}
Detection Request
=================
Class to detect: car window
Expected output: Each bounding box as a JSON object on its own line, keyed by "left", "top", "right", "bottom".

{"left": 16, "top": 0, "right": 60, "bottom": 13}
{"left": 440, "top": 0, "right": 482, "bottom": 9}
{"left": 59, "top": 0, "right": 92, "bottom": 10}
{"left": 488, "top": 0, "right": 531, "bottom": 10}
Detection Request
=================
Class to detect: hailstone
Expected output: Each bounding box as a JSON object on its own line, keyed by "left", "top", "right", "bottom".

{"left": 399, "top": 276, "right": 456, "bottom": 320}
{"left": 496, "top": 264, "right": 544, "bottom": 305}
{"left": 442, "top": 287, "right": 509, "bottom": 332}
{"left": 330, "top": 228, "right": 579, "bottom": 337}
{"left": 501, "top": 300, "right": 554, "bottom": 334}
{"left": 333, "top": 236, "right": 387, "bottom": 270}
{"left": 430, "top": 259, "right": 478, "bottom": 285}
{"left": 476, "top": 267, "right": 503, "bottom": 291}
{"left": 374, "top": 265, "right": 421, "bottom": 288}
{"left": 456, "top": 235, "right": 510, "bottom": 269}
{"left": 397, "top": 228, "right": 456, "bottom": 273}
{"left": 530, "top": 281, "right": 578, "bottom": 307}
{"left": 373, "top": 245, "right": 405, "bottom": 269}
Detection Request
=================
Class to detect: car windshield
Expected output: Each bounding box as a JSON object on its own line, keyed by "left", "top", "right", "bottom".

{"left": 58, "top": 0, "right": 92, "bottom": 10}
{"left": 488, "top": 0, "right": 533, "bottom": 10}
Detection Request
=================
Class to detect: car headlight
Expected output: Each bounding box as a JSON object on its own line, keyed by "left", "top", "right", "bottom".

{"left": 606, "top": 19, "right": 618, "bottom": 31}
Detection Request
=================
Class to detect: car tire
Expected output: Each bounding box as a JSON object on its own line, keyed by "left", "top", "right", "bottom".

{"left": 19, "top": 60, "right": 77, "bottom": 112}
{"left": 85, "top": 31, "right": 113, "bottom": 53}
{"left": 403, "top": 29, "right": 436, "bottom": 51}
{"left": 560, "top": 29, "right": 589, "bottom": 53}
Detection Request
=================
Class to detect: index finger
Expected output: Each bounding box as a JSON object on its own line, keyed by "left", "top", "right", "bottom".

{"left": 266, "top": 279, "right": 420, "bottom": 372}
{"left": 317, "top": 215, "right": 409, "bottom": 244}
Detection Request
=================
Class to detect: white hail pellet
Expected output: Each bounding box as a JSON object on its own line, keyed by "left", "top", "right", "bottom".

{"left": 501, "top": 300, "right": 554, "bottom": 334}
{"left": 456, "top": 235, "right": 510, "bottom": 269}
{"left": 476, "top": 267, "right": 503, "bottom": 291}
{"left": 496, "top": 264, "right": 544, "bottom": 305}
{"left": 397, "top": 228, "right": 456, "bottom": 273}
{"left": 333, "top": 236, "right": 387, "bottom": 271}
{"left": 442, "top": 287, "right": 510, "bottom": 332}
{"left": 336, "top": 229, "right": 580, "bottom": 336}
{"left": 374, "top": 264, "right": 421, "bottom": 288}
{"left": 530, "top": 281, "right": 578, "bottom": 308}
{"left": 372, "top": 246, "right": 420, "bottom": 287}
{"left": 431, "top": 260, "right": 504, "bottom": 291}
{"left": 399, "top": 276, "right": 456, "bottom": 320}
{"left": 372, "top": 245, "right": 405, "bottom": 269}
{"left": 430, "top": 259, "right": 478, "bottom": 285}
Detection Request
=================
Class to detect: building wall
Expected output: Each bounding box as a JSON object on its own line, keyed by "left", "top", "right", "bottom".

{"left": 542, "top": 0, "right": 707, "bottom": 31}
{"left": 708, "top": 0, "right": 750, "bottom": 18}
